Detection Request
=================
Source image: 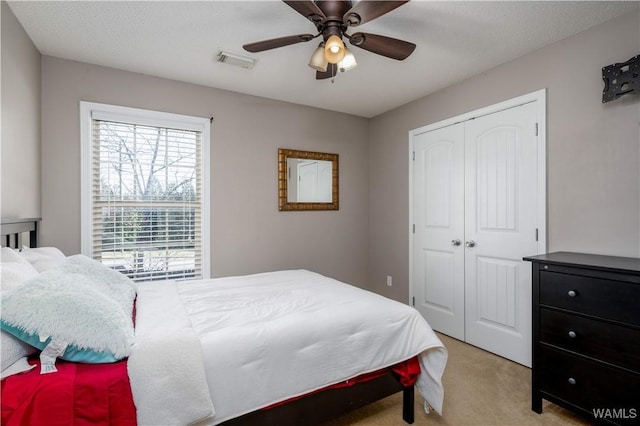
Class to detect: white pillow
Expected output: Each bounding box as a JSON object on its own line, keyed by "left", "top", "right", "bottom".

{"left": 1, "top": 267, "right": 135, "bottom": 365}
{"left": 1, "top": 330, "right": 36, "bottom": 378}
{"left": 56, "top": 255, "right": 136, "bottom": 315}
{"left": 1, "top": 247, "right": 31, "bottom": 265}
{"left": 19, "top": 246, "right": 66, "bottom": 272}
{"left": 0, "top": 262, "right": 39, "bottom": 292}
{"left": 1, "top": 357, "right": 35, "bottom": 379}
{"left": 1, "top": 248, "right": 40, "bottom": 377}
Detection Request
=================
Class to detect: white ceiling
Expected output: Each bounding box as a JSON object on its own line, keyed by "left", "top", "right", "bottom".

{"left": 8, "top": 1, "right": 639, "bottom": 118}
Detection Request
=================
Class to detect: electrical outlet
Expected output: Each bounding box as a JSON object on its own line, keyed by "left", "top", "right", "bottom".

{"left": 386, "top": 275, "right": 393, "bottom": 287}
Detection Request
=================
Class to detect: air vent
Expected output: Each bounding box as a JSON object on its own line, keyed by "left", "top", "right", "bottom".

{"left": 215, "top": 50, "right": 255, "bottom": 69}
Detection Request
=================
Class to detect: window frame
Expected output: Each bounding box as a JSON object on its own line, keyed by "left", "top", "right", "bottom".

{"left": 80, "top": 101, "right": 211, "bottom": 280}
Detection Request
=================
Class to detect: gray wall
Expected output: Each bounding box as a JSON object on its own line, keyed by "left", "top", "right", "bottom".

{"left": 1, "top": 1, "right": 41, "bottom": 219}
{"left": 40, "top": 57, "right": 370, "bottom": 287}
{"left": 368, "top": 11, "right": 640, "bottom": 301}
{"left": 5, "top": 4, "right": 640, "bottom": 298}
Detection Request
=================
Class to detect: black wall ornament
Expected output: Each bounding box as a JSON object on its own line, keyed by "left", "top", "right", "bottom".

{"left": 602, "top": 54, "right": 638, "bottom": 103}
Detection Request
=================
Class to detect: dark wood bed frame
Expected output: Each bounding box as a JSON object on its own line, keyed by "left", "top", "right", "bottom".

{"left": 0, "top": 218, "right": 416, "bottom": 425}
{"left": 221, "top": 372, "right": 414, "bottom": 426}
{"left": 1, "top": 218, "right": 40, "bottom": 249}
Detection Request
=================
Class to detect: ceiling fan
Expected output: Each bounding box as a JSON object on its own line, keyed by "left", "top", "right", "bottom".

{"left": 243, "top": 0, "right": 416, "bottom": 80}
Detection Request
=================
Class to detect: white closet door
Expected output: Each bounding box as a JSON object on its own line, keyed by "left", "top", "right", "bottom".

{"left": 413, "top": 124, "right": 465, "bottom": 340}
{"left": 297, "top": 161, "right": 318, "bottom": 202}
{"left": 463, "top": 102, "right": 539, "bottom": 367}
{"left": 317, "top": 160, "right": 332, "bottom": 202}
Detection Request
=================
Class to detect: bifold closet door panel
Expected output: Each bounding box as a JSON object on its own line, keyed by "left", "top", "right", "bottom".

{"left": 412, "top": 124, "right": 465, "bottom": 340}
{"left": 463, "top": 102, "right": 539, "bottom": 367}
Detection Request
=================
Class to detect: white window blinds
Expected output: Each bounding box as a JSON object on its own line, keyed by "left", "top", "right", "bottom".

{"left": 82, "top": 103, "right": 209, "bottom": 282}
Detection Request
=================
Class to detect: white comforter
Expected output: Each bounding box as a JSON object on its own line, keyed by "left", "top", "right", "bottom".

{"left": 132, "top": 270, "right": 447, "bottom": 425}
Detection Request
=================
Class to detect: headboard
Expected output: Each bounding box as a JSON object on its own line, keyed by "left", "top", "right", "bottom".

{"left": 0, "top": 218, "right": 41, "bottom": 248}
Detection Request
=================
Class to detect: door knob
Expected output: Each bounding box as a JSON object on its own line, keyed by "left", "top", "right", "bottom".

{"left": 465, "top": 240, "right": 476, "bottom": 248}
{"left": 451, "top": 239, "right": 461, "bottom": 246}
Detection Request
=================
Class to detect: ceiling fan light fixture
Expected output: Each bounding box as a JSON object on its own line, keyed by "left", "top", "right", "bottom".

{"left": 308, "top": 43, "right": 328, "bottom": 72}
{"left": 324, "top": 34, "right": 345, "bottom": 64}
{"left": 339, "top": 48, "right": 357, "bottom": 72}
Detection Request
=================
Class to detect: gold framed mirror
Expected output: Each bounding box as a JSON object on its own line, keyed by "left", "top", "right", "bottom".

{"left": 278, "top": 148, "right": 339, "bottom": 211}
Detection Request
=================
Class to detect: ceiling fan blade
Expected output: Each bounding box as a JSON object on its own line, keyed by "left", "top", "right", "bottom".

{"left": 348, "top": 32, "right": 416, "bottom": 60}
{"left": 316, "top": 63, "right": 338, "bottom": 80}
{"left": 283, "top": 1, "right": 326, "bottom": 24}
{"left": 243, "top": 34, "right": 316, "bottom": 53}
{"left": 343, "top": 1, "right": 409, "bottom": 27}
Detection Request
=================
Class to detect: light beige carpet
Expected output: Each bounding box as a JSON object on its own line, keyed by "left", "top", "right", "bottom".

{"left": 322, "top": 333, "right": 589, "bottom": 426}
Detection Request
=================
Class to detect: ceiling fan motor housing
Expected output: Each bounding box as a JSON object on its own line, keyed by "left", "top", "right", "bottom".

{"left": 313, "top": 2, "right": 351, "bottom": 42}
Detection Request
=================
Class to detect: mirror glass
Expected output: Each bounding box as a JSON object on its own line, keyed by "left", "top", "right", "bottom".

{"left": 286, "top": 158, "right": 333, "bottom": 202}
{"left": 278, "top": 148, "right": 339, "bottom": 211}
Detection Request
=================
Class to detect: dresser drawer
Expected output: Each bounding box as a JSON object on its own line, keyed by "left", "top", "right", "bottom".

{"left": 540, "top": 308, "right": 640, "bottom": 372}
{"left": 539, "top": 271, "right": 640, "bottom": 325}
{"left": 539, "top": 346, "right": 640, "bottom": 421}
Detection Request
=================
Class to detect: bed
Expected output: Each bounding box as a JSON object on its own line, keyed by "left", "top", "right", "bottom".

{"left": 1, "top": 218, "right": 447, "bottom": 425}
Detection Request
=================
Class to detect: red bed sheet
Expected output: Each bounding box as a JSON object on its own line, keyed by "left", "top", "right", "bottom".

{"left": 2, "top": 355, "right": 419, "bottom": 425}
{"left": 1, "top": 358, "right": 136, "bottom": 426}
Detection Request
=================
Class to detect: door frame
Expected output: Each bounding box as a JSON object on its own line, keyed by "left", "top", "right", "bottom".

{"left": 409, "top": 89, "right": 547, "bottom": 308}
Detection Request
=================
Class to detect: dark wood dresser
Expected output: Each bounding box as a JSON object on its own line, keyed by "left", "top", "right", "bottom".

{"left": 524, "top": 252, "right": 640, "bottom": 425}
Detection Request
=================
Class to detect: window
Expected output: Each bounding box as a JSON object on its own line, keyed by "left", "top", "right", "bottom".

{"left": 81, "top": 102, "right": 210, "bottom": 281}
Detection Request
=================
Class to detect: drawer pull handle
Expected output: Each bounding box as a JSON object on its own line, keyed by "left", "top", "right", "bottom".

{"left": 568, "top": 378, "right": 576, "bottom": 385}
{"left": 567, "top": 290, "right": 577, "bottom": 297}
{"left": 568, "top": 331, "right": 576, "bottom": 338}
